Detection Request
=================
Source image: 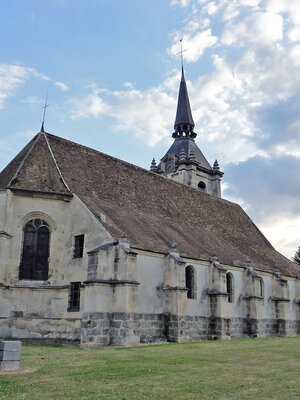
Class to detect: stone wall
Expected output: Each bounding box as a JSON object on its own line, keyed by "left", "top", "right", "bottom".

{"left": 81, "top": 312, "right": 300, "bottom": 346}
{"left": 0, "top": 312, "right": 297, "bottom": 347}
{"left": 0, "top": 316, "right": 81, "bottom": 344}
{"left": 81, "top": 312, "right": 165, "bottom": 347}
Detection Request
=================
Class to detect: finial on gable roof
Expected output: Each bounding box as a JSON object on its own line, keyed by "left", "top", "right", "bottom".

{"left": 179, "top": 148, "right": 186, "bottom": 162}
{"left": 150, "top": 158, "right": 157, "bottom": 172}
{"left": 40, "top": 95, "right": 49, "bottom": 133}
{"left": 213, "top": 159, "right": 220, "bottom": 172}
{"left": 171, "top": 242, "right": 178, "bottom": 251}
{"left": 189, "top": 149, "right": 195, "bottom": 161}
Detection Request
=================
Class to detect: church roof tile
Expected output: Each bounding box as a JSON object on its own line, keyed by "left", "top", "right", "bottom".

{"left": 0, "top": 132, "right": 298, "bottom": 278}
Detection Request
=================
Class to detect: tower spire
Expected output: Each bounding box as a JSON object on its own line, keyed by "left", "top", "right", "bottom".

{"left": 173, "top": 41, "right": 195, "bottom": 139}
{"left": 152, "top": 39, "right": 223, "bottom": 197}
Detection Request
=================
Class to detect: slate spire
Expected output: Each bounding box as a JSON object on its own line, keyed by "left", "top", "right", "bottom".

{"left": 173, "top": 67, "right": 196, "bottom": 139}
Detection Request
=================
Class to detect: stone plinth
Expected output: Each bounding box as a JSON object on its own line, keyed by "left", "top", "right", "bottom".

{"left": 0, "top": 340, "right": 22, "bottom": 371}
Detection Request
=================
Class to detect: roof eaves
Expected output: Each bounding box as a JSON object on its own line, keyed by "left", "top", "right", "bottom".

{"left": 9, "top": 187, "right": 73, "bottom": 198}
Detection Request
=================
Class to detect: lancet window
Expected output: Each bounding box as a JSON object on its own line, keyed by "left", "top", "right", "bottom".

{"left": 185, "top": 265, "right": 195, "bottom": 299}
{"left": 226, "top": 272, "right": 234, "bottom": 303}
{"left": 19, "top": 219, "right": 50, "bottom": 280}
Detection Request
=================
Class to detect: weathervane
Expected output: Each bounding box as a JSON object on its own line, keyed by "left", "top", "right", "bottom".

{"left": 176, "top": 38, "right": 187, "bottom": 69}
{"left": 41, "top": 95, "right": 49, "bottom": 132}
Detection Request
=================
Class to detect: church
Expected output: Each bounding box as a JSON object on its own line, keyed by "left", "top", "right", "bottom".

{"left": 0, "top": 67, "right": 299, "bottom": 346}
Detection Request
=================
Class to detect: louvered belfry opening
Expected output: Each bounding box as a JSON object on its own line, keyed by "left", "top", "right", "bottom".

{"left": 19, "top": 219, "right": 50, "bottom": 280}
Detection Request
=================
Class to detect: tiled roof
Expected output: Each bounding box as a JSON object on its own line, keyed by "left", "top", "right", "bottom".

{"left": 0, "top": 133, "right": 70, "bottom": 194}
{"left": 158, "top": 136, "right": 212, "bottom": 171}
{"left": 0, "top": 131, "right": 298, "bottom": 277}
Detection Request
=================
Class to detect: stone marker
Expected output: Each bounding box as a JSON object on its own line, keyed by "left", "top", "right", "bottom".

{"left": 0, "top": 340, "right": 22, "bottom": 371}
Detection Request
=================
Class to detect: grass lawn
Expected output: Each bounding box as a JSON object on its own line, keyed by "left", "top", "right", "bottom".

{"left": 0, "top": 337, "right": 299, "bottom": 400}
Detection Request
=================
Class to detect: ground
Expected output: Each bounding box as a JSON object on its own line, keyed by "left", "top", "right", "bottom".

{"left": 0, "top": 337, "right": 299, "bottom": 400}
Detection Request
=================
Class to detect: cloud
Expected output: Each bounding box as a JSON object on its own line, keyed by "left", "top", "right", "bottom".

{"left": 109, "top": 87, "right": 175, "bottom": 146}
{"left": 70, "top": 87, "right": 111, "bottom": 119}
{"left": 222, "top": 12, "right": 283, "bottom": 47}
{"left": 232, "top": 45, "right": 300, "bottom": 101}
{"left": 170, "top": 0, "right": 191, "bottom": 7}
{"left": 0, "top": 64, "right": 49, "bottom": 109}
{"left": 168, "top": 29, "right": 217, "bottom": 62}
{"left": 224, "top": 154, "right": 300, "bottom": 220}
{"left": 70, "top": 82, "right": 176, "bottom": 146}
{"left": 223, "top": 154, "right": 300, "bottom": 257}
{"left": 203, "top": 1, "right": 220, "bottom": 16}
{"left": 288, "top": 26, "right": 300, "bottom": 42}
{"left": 55, "top": 81, "right": 69, "bottom": 91}
{"left": 260, "top": 213, "right": 300, "bottom": 259}
{"left": 124, "top": 81, "right": 133, "bottom": 89}
{"left": 69, "top": 1, "right": 300, "bottom": 163}
{"left": 249, "top": 94, "right": 300, "bottom": 151}
{"left": 266, "top": 0, "right": 300, "bottom": 25}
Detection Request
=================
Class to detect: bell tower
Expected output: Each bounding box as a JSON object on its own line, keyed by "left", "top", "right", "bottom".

{"left": 151, "top": 67, "right": 223, "bottom": 197}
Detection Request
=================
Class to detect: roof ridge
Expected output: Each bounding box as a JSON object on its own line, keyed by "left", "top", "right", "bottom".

{"left": 7, "top": 132, "right": 41, "bottom": 187}
{"left": 44, "top": 132, "right": 236, "bottom": 206}
{"left": 42, "top": 133, "right": 71, "bottom": 192}
{"left": 44, "top": 132, "right": 158, "bottom": 173}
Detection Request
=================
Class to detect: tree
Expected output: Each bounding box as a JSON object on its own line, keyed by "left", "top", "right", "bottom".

{"left": 292, "top": 246, "right": 300, "bottom": 266}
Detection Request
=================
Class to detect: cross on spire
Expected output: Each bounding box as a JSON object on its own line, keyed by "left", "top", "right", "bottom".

{"left": 176, "top": 38, "right": 187, "bottom": 69}
{"left": 41, "top": 96, "right": 49, "bottom": 132}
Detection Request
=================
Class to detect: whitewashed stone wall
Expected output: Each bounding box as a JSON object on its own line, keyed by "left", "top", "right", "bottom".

{"left": 0, "top": 189, "right": 299, "bottom": 345}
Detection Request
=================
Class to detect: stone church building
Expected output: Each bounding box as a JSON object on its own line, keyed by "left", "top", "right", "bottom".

{"left": 0, "top": 68, "right": 299, "bottom": 346}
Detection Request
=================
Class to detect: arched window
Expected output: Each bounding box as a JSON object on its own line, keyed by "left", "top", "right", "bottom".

{"left": 185, "top": 266, "right": 195, "bottom": 299}
{"left": 226, "top": 272, "right": 234, "bottom": 303}
{"left": 19, "top": 219, "right": 50, "bottom": 281}
{"left": 198, "top": 181, "right": 206, "bottom": 190}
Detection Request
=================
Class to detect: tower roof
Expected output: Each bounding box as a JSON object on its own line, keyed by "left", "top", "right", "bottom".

{"left": 174, "top": 67, "right": 195, "bottom": 130}
{"left": 157, "top": 66, "right": 213, "bottom": 173}
{"left": 159, "top": 136, "right": 212, "bottom": 171}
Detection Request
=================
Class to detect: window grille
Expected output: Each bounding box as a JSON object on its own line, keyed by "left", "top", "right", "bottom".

{"left": 68, "top": 282, "right": 81, "bottom": 311}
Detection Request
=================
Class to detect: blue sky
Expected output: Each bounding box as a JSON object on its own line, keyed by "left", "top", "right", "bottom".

{"left": 1, "top": 0, "right": 300, "bottom": 259}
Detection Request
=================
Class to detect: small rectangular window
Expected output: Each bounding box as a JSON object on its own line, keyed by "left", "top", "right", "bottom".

{"left": 68, "top": 282, "right": 81, "bottom": 311}
{"left": 74, "top": 234, "right": 84, "bottom": 258}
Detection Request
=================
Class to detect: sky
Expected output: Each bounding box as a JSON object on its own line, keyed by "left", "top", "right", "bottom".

{"left": 0, "top": 0, "right": 300, "bottom": 260}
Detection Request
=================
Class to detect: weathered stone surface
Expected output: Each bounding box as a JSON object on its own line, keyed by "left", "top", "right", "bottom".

{"left": 0, "top": 360, "right": 21, "bottom": 371}
{"left": 0, "top": 340, "right": 22, "bottom": 371}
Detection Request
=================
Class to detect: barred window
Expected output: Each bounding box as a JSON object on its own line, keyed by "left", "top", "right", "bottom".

{"left": 19, "top": 219, "right": 50, "bottom": 281}
{"left": 68, "top": 282, "right": 81, "bottom": 311}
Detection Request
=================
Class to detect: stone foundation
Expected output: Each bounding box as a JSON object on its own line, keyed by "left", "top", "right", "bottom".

{"left": 0, "top": 314, "right": 298, "bottom": 346}
{"left": 81, "top": 313, "right": 299, "bottom": 346}
{"left": 81, "top": 312, "right": 165, "bottom": 347}
{"left": 0, "top": 317, "right": 81, "bottom": 344}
